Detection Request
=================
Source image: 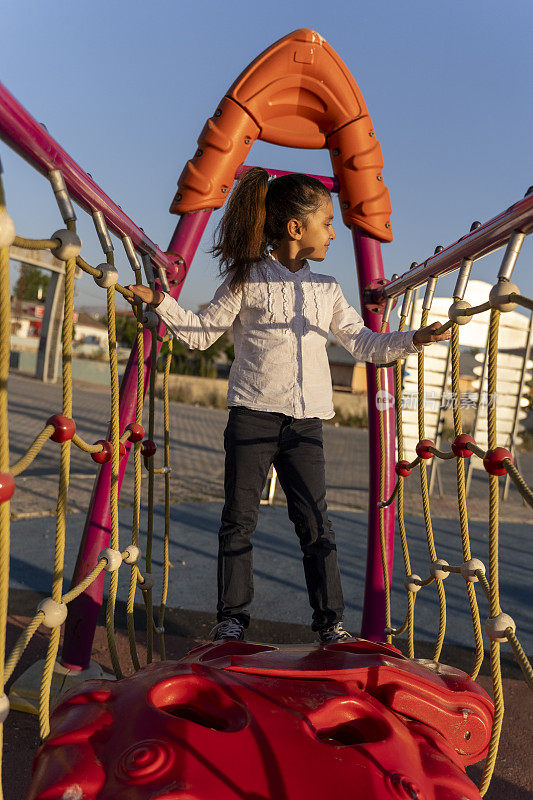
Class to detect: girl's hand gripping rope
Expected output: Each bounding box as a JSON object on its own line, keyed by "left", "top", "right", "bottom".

{"left": 413, "top": 321, "right": 451, "bottom": 346}
{"left": 126, "top": 284, "right": 164, "bottom": 308}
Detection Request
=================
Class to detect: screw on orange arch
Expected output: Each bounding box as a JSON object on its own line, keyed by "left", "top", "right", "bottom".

{"left": 170, "top": 28, "right": 392, "bottom": 242}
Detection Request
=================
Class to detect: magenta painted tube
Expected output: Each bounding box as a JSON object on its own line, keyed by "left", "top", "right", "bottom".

{"left": 61, "top": 209, "right": 212, "bottom": 670}
{"left": 351, "top": 227, "right": 396, "bottom": 642}
{"left": 0, "top": 82, "right": 171, "bottom": 272}
{"left": 235, "top": 164, "right": 340, "bottom": 193}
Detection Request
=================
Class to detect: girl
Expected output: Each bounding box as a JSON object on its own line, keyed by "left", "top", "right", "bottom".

{"left": 128, "top": 168, "right": 449, "bottom": 643}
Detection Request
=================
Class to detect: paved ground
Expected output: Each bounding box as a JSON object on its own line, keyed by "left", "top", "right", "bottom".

{"left": 8, "top": 502, "right": 533, "bottom": 655}
{"left": 7, "top": 372, "right": 533, "bottom": 521}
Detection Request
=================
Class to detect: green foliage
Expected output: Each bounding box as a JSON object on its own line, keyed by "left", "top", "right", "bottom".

{"left": 13, "top": 264, "right": 50, "bottom": 301}
{"left": 106, "top": 313, "right": 138, "bottom": 348}
{"left": 160, "top": 332, "right": 233, "bottom": 378}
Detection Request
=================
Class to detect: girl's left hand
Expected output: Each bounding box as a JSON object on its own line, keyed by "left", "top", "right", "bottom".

{"left": 413, "top": 321, "right": 451, "bottom": 346}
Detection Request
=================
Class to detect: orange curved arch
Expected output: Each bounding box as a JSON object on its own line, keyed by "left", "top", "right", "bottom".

{"left": 171, "top": 28, "right": 392, "bottom": 242}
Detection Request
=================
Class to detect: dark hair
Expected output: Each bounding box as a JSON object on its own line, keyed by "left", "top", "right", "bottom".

{"left": 211, "top": 167, "right": 330, "bottom": 290}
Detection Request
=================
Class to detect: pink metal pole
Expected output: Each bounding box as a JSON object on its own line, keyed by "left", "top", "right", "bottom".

{"left": 235, "top": 165, "right": 340, "bottom": 193}
{"left": 61, "top": 209, "right": 212, "bottom": 670}
{"left": 0, "top": 82, "right": 171, "bottom": 270}
{"left": 351, "top": 227, "right": 396, "bottom": 642}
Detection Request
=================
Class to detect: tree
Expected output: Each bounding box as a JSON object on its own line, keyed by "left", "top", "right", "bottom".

{"left": 13, "top": 264, "right": 50, "bottom": 301}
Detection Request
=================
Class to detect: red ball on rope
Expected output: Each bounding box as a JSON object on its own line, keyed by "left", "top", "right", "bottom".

{"left": 452, "top": 434, "right": 475, "bottom": 458}
{"left": 0, "top": 472, "right": 15, "bottom": 504}
{"left": 125, "top": 423, "right": 145, "bottom": 443}
{"left": 483, "top": 447, "right": 513, "bottom": 476}
{"left": 91, "top": 440, "right": 113, "bottom": 464}
{"left": 119, "top": 442, "right": 127, "bottom": 460}
{"left": 47, "top": 414, "right": 76, "bottom": 443}
{"left": 415, "top": 439, "right": 435, "bottom": 460}
{"left": 142, "top": 440, "right": 157, "bottom": 458}
{"left": 395, "top": 460, "right": 412, "bottom": 477}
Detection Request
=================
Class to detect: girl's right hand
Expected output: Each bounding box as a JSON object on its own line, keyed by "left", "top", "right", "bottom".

{"left": 126, "top": 284, "right": 164, "bottom": 307}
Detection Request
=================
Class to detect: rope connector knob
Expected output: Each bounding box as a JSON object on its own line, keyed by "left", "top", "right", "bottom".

{"left": 395, "top": 460, "right": 412, "bottom": 477}
{"left": 98, "top": 548, "right": 123, "bottom": 572}
{"left": 47, "top": 414, "right": 76, "bottom": 442}
{"left": 452, "top": 434, "right": 475, "bottom": 458}
{"left": 460, "top": 558, "right": 486, "bottom": 583}
{"left": 485, "top": 612, "right": 516, "bottom": 642}
{"left": 142, "top": 440, "right": 157, "bottom": 458}
{"left": 430, "top": 559, "right": 450, "bottom": 581}
{"left": 483, "top": 447, "right": 512, "bottom": 476}
{"left": 448, "top": 299, "right": 472, "bottom": 325}
{"left": 142, "top": 311, "right": 159, "bottom": 330}
{"left": 0, "top": 209, "right": 16, "bottom": 248}
{"left": 0, "top": 472, "right": 15, "bottom": 504}
{"left": 124, "top": 545, "right": 141, "bottom": 565}
{"left": 138, "top": 572, "right": 154, "bottom": 591}
{"left": 91, "top": 440, "right": 113, "bottom": 464}
{"left": 51, "top": 229, "right": 82, "bottom": 261}
{"left": 125, "top": 422, "right": 145, "bottom": 443}
{"left": 37, "top": 597, "right": 68, "bottom": 628}
{"left": 489, "top": 281, "right": 519, "bottom": 312}
{"left": 94, "top": 263, "right": 119, "bottom": 288}
{"left": 0, "top": 694, "right": 9, "bottom": 724}
{"left": 404, "top": 574, "right": 422, "bottom": 593}
{"left": 415, "top": 439, "right": 435, "bottom": 460}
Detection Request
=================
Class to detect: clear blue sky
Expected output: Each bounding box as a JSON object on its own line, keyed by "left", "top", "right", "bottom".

{"left": 2, "top": 0, "right": 532, "bottom": 314}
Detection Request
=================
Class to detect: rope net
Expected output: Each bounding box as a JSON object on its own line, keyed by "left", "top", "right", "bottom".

{"left": 0, "top": 166, "right": 175, "bottom": 776}
{"left": 0, "top": 154, "right": 531, "bottom": 799}
{"left": 375, "top": 228, "right": 533, "bottom": 795}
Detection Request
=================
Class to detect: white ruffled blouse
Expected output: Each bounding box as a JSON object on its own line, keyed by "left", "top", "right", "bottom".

{"left": 155, "top": 256, "right": 421, "bottom": 419}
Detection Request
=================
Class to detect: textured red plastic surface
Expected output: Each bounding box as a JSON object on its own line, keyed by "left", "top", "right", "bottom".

{"left": 26, "top": 640, "right": 492, "bottom": 800}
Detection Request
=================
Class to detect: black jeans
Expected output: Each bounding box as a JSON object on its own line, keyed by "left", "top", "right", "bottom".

{"left": 217, "top": 406, "right": 344, "bottom": 631}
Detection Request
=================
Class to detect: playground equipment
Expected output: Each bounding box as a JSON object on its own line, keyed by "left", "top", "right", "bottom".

{"left": 0, "top": 27, "right": 531, "bottom": 800}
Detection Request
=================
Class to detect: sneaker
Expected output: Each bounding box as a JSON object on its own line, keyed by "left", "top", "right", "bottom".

{"left": 210, "top": 617, "right": 245, "bottom": 641}
{"left": 318, "top": 622, "right": 353, "bottom": 643}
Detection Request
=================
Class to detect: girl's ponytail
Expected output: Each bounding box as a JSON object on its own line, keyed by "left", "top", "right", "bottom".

{"left": 211, "top": 167, "right": 269, "bottom": 290}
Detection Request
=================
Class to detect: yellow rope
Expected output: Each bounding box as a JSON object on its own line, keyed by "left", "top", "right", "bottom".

{"left": 4, "top": 557, "right": 109, "bottom": 684}
{"left": 507, "top": 293, "right": 533, "bottom": 312}
{"left": 0, "top": 182, "right": 12, "bottom": 793}
{"left": 61, "top": 560, "right": 107, "bottom": 604}
{"left": 71, "top": 434, "right": 104, "bottom": 455}
{"left": 9, "top": 425, "right": 54, "bottom": 475}
{"left": 38, "top": 245, "right": 75, "bottom": 740}
{"left": 418, "top": 308, "right": 446, "bottom": 662}
{"left": 502, "top": 460, "right": 533, "bottom": 507}
{"left": 375, "top": 314, "right": 391, "bottom": 643}
{"left": 104, "top": 254, "right": 123, "bottom": 680}
{"left": 13, "top": 235, "right": 59, "bottom": 251}
{"left": 450, "top": 322, "right": 484, "bottom": 679}
{"left": 145, "top": 315, "right": 157, "bottom": 663}
{"left": 394, "top": 315, "right": 415, "bottom": 657}
{"left": 4, "top": 612, "right": 44, "bottom": 684}
{"left": 505, "top": 629, "right": 533, "bottom": 690}
{"left": 76, "top": 255, "right": 134, "bottom": 301}
{"left": 478, "top": 307, "right": 504, "bottom": 795}
{"left": 126, "top": 295, "right": 144, "bottom": 671}
{"left": 158, "top": 339, "right": 173, "bottom": 659}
